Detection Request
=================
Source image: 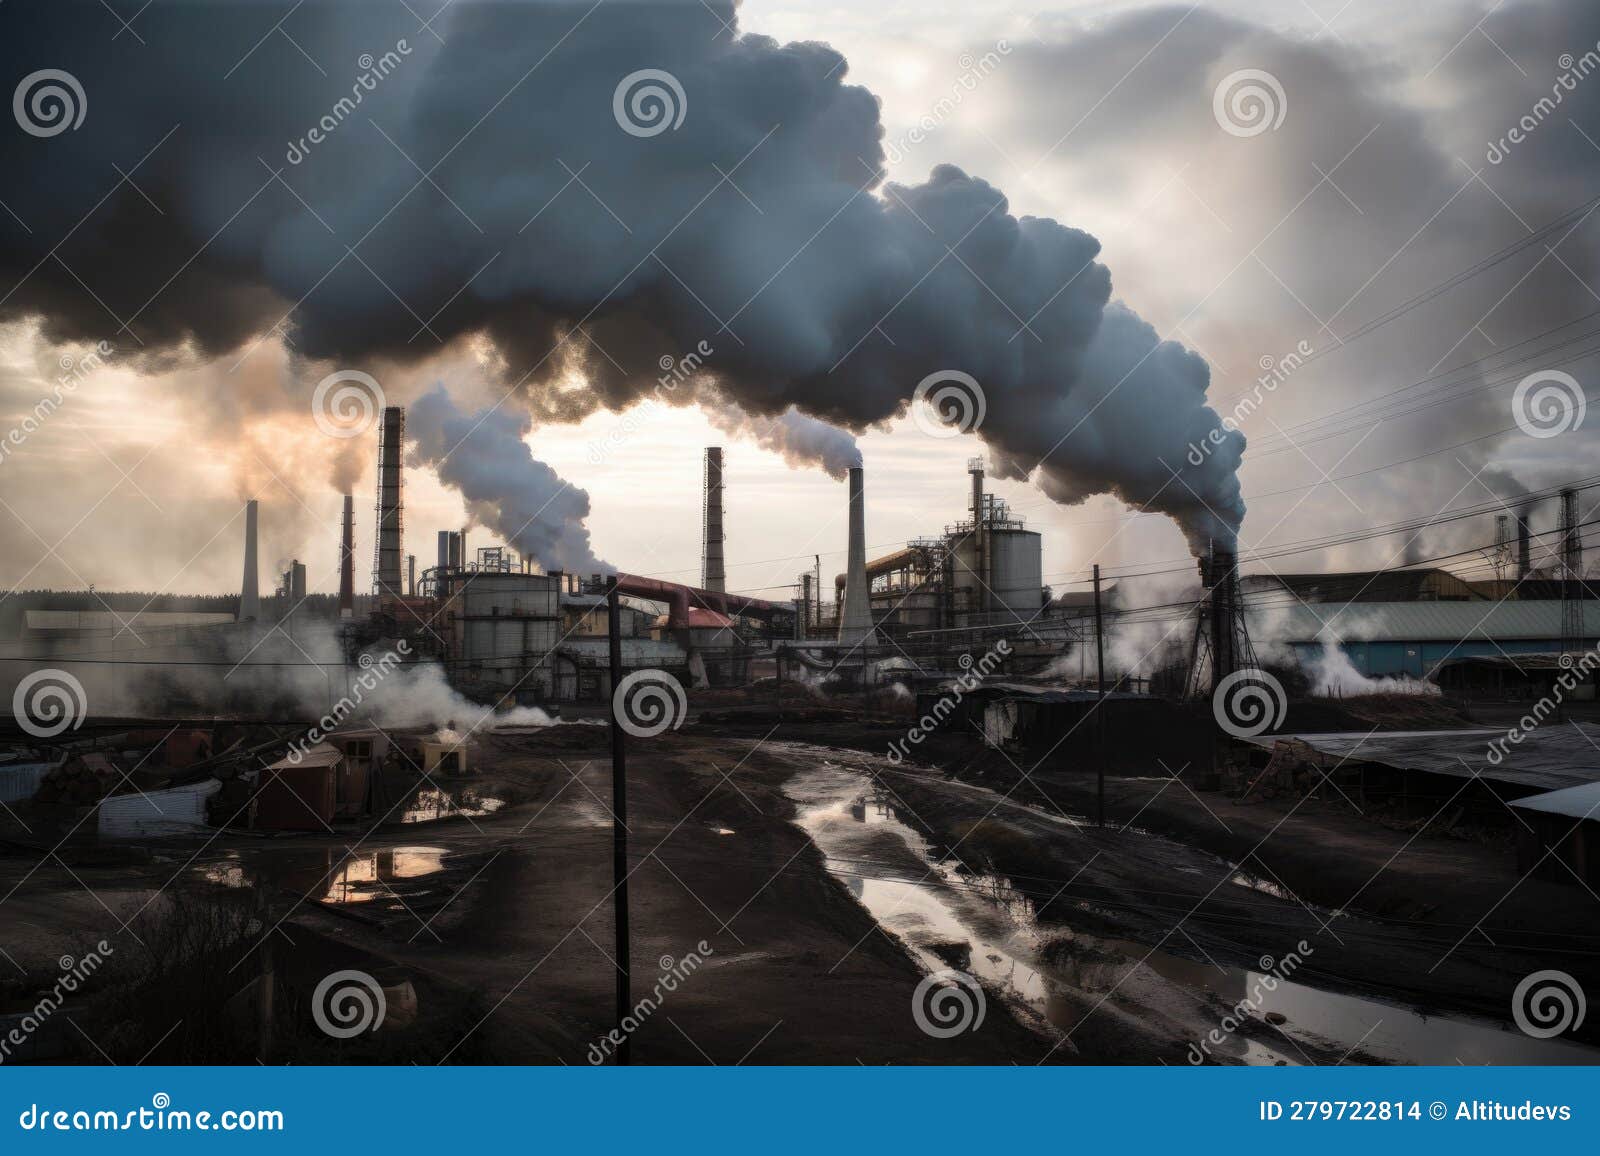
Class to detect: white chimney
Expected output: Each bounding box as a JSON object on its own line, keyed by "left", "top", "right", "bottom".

{"left": 838, "top": 465, "right": 874, "bottom": 645}
{"left": 239, "top": 499, "right": 260, "bottom": 621}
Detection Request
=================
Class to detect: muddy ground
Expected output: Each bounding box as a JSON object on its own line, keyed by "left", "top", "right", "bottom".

{"left": 0, "top": 702, "right": 1596, "bottom": 1065}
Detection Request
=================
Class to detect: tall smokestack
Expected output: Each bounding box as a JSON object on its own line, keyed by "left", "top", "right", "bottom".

{"left": 374, "top": 405, "right": 405, "bottom": 600}
{"left": 238, "top": 499, "right": 260, "bottom": 622}
{"left": 436, "top": 530, "right": 450, "bottom": 572}
{"left": 969, "top": 456, "right": 987, "bottom": 617}
{"left": 703, "top": 446, "right": 726, "bottom": 593}
{"left": 838, "top": 465, "right": 874, "bottom": 646}
{"left": 1517, "top": 507, "right": 1532, "bottom": 579}
{"left": 339, "top": 493, "right": 355, "bottom": 618}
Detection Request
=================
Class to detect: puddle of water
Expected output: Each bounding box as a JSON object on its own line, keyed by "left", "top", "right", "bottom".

{"left": 399, "top": 787, "right": 505, "bottom": 824}
{"left": 786, "top": 763, "right": 1600, "bottom": 1066}
{"left": 198, "top": 846, "right": 452, "bottom": 907}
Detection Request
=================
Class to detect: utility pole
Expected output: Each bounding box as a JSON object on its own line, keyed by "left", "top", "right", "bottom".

{"left": 606, "top": 583, "right": 631, "bottom": 1065}
{"left": 1093, "top": 564, "right": 1106, "bottom": 829}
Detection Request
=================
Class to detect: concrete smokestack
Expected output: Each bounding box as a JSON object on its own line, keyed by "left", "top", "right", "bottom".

{"left": 338, "top": 493, "right": 355, "bottom": 618}
{"left": 373, "top": 405, "right": 405, "bottom": 600}
{"left": 703, "top": 446, "right": 726, "bottom": 593}
{"left": 436, "top": 530, "right": 450, "bottom": 572}
{"left": 1517, "top": 508, "right": 1532, "bottom": 579}
{"left": 239, "top": 499, "right": 260, "bottom": 622}
{"left": 838, "top": 465, "right": 873, "bottom": 645}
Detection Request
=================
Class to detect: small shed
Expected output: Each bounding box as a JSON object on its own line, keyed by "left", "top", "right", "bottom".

{"left": 1509, "top": 782, "right": 1600, "bottom": 888}
{"left": 326, "top": 729, "right": 388, "bottom": 817}
{"left": 254, "top": 744, "right": 340, "bottom": 831}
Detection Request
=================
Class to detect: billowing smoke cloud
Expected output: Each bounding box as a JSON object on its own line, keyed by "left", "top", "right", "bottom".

{"left": 408, "top": 386, "right": 605, "bottom": 574}
{"left": 0, "top": 0, "right": 1245, "bottom": 556}
{"left": 703, "top": 395, "right": 862, "bottom": 479}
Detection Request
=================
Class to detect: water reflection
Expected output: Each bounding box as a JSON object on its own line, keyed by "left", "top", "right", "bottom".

{"left": 788, "top": 765, "right": 1600, "bottom": 1066}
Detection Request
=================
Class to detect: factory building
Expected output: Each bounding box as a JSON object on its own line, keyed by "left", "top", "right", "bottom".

{"left": 830, "top": 457, "right": 1045, "bottom": 638}
{"left": 1270, "top": 601, "right": 1600, "bottom": 679}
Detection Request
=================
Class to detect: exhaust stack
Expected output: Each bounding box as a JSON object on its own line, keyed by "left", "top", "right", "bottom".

{"left": 238, "top": 499, "right": 260, "bottom": 622}
{"left": 338, "top": 493, "right": 355, "bottom": 618}
{"left": 703, "top": 446, "right": 726, "bottom": 593}
{"left": 838, "top": 465, "right": 874, "bottom": 645}
{"left": 373, "top": 405, "right": 405, "bottom": 600}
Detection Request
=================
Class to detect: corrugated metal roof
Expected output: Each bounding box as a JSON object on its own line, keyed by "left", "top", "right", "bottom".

{"left": 97, "top": 779, "right": 220, "bottom": 837}
{"left": 1259, "top": 600, "right": 1599, "bottom": 642}
{"left": 1243, "top": 723, "right": 1600, "bottom": 792}
{"left": 1509, "top": 781, "right": 1600, "bottom": 820}
{"left": 264, "top": 742, "right": 342, "bottom": 769}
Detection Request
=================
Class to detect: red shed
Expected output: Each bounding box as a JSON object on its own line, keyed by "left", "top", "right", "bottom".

{"left": 254, "top": 744, "right": 340, "bottom": 831}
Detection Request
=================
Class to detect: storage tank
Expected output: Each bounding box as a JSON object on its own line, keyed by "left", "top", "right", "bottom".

{"left": 988, "top": 527, "right": 1044, "bottom": 620}
{"left": 454, "top": 571, "right": 561, "bottom": 694}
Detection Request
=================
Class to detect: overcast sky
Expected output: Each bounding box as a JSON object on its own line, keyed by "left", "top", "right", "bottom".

{"left": 2, "top": 0, "right": 1597, "bottom": 601}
